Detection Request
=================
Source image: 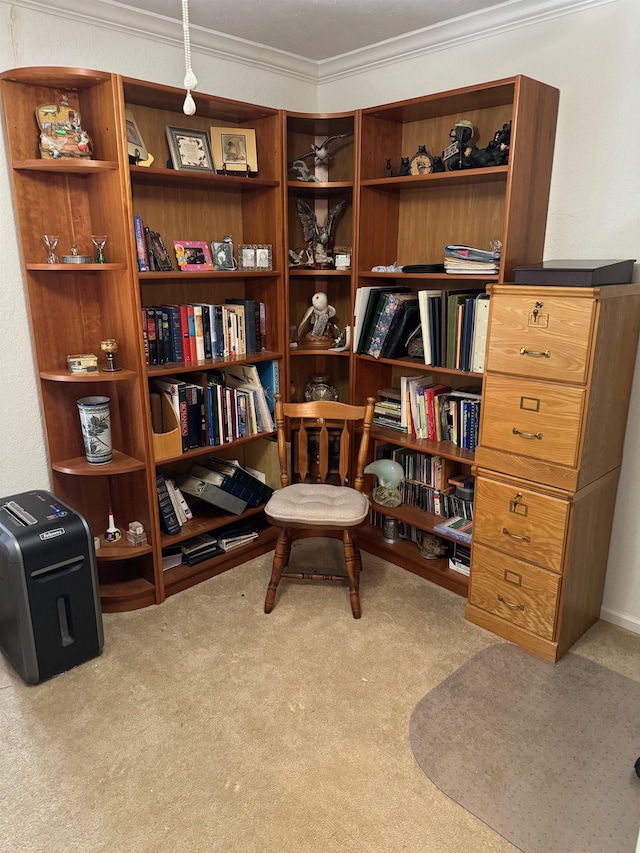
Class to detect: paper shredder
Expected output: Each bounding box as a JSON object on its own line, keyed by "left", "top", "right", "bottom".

{"left": 0, "top": 490, "right": 104, "bottom": 684}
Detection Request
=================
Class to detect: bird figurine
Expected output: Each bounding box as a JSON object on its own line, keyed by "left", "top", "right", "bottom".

{"left": 296, "top": 198, "right": 347, "bottom": 267}
{"left": 364, "top": 459, "right": 404, "bottom": 507}
{"left": 292, "top": 132, "right": 353, "bottom": 167}
{"left": 297, "top": 292, "right": 336, "bottom": 341}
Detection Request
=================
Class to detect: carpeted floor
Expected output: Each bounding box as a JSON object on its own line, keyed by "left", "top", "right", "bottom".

{"left": 409, "top": 643, "right": 640, "bottom": 853}
{"left": 0, "top": 539, "right": 639, "bottom": 852}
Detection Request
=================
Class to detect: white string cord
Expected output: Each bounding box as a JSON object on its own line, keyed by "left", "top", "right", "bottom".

{"left": 182, "top": 0, "right": 197, "bottom": 115}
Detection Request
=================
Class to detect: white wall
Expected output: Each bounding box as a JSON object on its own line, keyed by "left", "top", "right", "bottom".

{"left": 1, "top": 0, "right": 638, "bottom": 631}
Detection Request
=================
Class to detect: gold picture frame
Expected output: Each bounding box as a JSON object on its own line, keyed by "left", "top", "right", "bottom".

{"left": 238, "top": 244, "right": 272, "bottom": 271}
{"left": 210, "top": 126, "right": 258, "bottom": 174}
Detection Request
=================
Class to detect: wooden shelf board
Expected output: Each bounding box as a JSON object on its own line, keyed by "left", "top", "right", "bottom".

{"left": 96, "top": 540, "right": 153, "bottom": 561}
{"left": 361, "top": 166, "right": 507, "bottom": 189}
{"left": 99, "top": 576, "right": 157, "bottom": 613}
{"left": 158, "top": 505, "right": 268, "bottom": 547}
{"left": 130, "top": 164, "right": 278, "bottom": 191}
{"left": 288, "top": 269, "right": 351, "bottom": 277}
{"left": 52, "top": 450, "right": 146, "bottom": 476}
{"left": 40, "top": 368, "right": 137, "bottom": 382}
{"left": 359, "top": 271, "right": 498, "bottom": 282}
{"left": 287, "top": 180, "right": 353, "bottom": 196}
{"left": 369, "top": 424, "right": 475, "bottom": 463}
{"left": 146, "top": 350, "right": 282, "bottom": 377}
{"left": 26, "top": 263, "right": 126, "bottom": 271}
{"left": 1, "top": 66, "right": 111, "bottom": 87}
{"left": 358, "top": 352, "right": 484, "bottom": 377}
{"left": 367, "top": 495, "right": 470, "bottom": 547}
{"left": 14, "top": 159, "right": 118, "bottom": 172}
{"left": 360, "top": 524, "right": 469, "bottom": 597}
{"left": 138, "top": 270, "right": 279, "bottom": 281}
{"left": 290, "top": 347, "right": 350, "bottom": 357}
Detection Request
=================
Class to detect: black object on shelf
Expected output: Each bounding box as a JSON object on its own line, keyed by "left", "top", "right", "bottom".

{"left": 514, "top": 259, "right": 635, "bottom": 287}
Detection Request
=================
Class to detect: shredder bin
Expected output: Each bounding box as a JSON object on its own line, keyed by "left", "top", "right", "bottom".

{"left": 0, "top": 490, "right": 104, "bottom": 684}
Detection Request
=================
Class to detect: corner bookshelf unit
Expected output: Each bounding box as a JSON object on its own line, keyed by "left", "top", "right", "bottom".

{"left": 1, "top": 67, "right": 286, "bottom": 612}
{"left": 285, "top": 111, "right": 357, "bottom": 405}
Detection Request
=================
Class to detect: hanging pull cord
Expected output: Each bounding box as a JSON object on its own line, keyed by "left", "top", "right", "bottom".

{"left": 182, "top": 0, "right": 197, "bottom": 115}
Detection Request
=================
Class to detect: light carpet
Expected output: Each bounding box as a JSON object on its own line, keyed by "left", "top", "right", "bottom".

{"left": 409, "top": 643, "right": 640, "bottom": 853}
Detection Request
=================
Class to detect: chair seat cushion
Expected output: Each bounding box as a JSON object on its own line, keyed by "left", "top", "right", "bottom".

{"left": 265, "top": 483, "right": 370, "bottom": 526}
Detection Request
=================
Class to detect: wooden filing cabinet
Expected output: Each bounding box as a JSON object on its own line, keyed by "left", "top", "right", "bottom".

{"left": 466, "top": 283, "right": 640, "bottom": 661}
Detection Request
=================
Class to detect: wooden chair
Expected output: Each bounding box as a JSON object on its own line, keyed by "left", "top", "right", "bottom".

{"left": 263, "top": 394, "right": 376, "bottom": 618}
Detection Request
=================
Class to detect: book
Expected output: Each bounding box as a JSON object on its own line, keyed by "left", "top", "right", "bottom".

{"left": 165, "top": 476, "right": 188, "bottom": 524}
{"left": 470, "top": 293, "right": 490, "bottom": 373}
{"left": 460, "top": 297, "right": 476, "bottom": 372}
{"left": 368, "top": 292, "right": 413, "bottom": 358}
{"left": 192, "top": 305, "right": 205, "bottom": 360}
{"left": 145, "top": 307, "right": 158, "bottom": 365}
{"left": 174, "top": 473, "right": 248, "bottom": 515}
{"left": 256, "top": 360, "right": 280, "bottom": 415}
{"left": 224, "top": 363, "right": 275, "bottom": 433}
{"left": 358, "top": 288, "right": 409, "bottom": 354}
{"left": 417, "top": 291, "right": 441, "bottom": 366}
{"left": 191, "top": 463, "right": 263, "bottom": 509}
{"left": 446, "top": 293, "right": 473, "bottom": 368}
{"left": 433, "top": 515, "right": 473, "bottom": 545}
{"left": 156, "top": 472, "right": 181, "bottom": 535}
{"left": 204, "top": 457, "right": 274, "bottom": 505}
{"left": 162, "top": 304, "right": 184, "bottom": 363}
{"left": 133, "top": 214, "right": 149, "bottom": 272}
{"left": 379, "top": 298, "right": 419, "bottom": 360}
{"left": 226, "top": 299, "right": 256, "bottom": 354}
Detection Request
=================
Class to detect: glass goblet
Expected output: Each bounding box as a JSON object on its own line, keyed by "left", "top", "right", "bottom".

{"left": 43, "top": 234, "right": 59, "bottom": 264}
{"left": 100, "top": 338, "right": 121, "bottom": 372}
{"left": 91, "top": 235, "right": 108, "bottom": 264}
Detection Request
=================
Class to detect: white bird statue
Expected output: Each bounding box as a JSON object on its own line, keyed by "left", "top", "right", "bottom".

{"left": 292, "top": 132, "right": 353, "bottom": 167}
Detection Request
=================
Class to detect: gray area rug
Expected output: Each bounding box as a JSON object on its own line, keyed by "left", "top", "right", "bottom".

{"left": 409, "top": 643, "right": 640, "bottom": 853}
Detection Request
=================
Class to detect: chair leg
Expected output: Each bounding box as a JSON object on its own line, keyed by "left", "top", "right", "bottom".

{"left": 264, "top": 528, "right": 291, "bottom": 614}
{"left": 343, "top": 529, "right": 361, "bottom": 619}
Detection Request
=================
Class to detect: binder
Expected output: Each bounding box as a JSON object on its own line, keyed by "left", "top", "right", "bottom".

{"left": 471, "top": 293, "right": 491, "bottom": 373}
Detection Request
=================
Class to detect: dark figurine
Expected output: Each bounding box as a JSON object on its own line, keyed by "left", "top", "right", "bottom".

{"left": 443, "top": 120, "right": 476, "bottom": 170}
{"left": 431, "top": 156, "right": 446, "bottom": 173}
{"left": 473, "top": 121, "right": 511, "bottom": 167}
{"left": 385, "top": 158, "right": 393, "bottom": 177}
{"left": 398, "top": 156, "right": 411, "bottom": 176}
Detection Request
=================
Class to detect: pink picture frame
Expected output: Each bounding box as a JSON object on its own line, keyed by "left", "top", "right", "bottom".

{"left": 174, "top": 240, "right": 214, "bottom": 271}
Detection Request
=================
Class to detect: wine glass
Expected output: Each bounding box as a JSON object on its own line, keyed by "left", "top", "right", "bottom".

{"left": 91, "top": 235, "right": 108, "bottom": 264}
{"left": 42, "top": 234, "right": 59, "bottom": 264}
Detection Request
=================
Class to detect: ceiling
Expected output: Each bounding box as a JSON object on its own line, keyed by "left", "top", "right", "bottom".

{"left": 21, "top": 0, "right": 610, "bottom": 79}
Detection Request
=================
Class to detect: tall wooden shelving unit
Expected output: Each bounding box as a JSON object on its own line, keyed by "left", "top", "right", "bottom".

{"left": 351, "top": 76, "right": 560, "bottom": 596}
{"left": 1, "top": 67, "right": 286, "bottom": 612}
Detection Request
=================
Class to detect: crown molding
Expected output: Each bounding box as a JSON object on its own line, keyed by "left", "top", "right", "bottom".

{"left": 8, "top": 0, "right": 618, "bottom": 84}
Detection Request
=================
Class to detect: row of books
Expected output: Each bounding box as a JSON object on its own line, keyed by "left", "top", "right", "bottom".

{"left": 353, "top": 285, "right": 489, "bottom": 372}
{"left": 368, "top": 512, "right": 470, "bottom": 576}
{"left": 142, "top": 299, "right": 267, "bottom": 366}
{"left": 376, "top": 443, "right": 445, "bottom": 490}
{"left": 443, "top": 244, "right": 500, "bottom": 276}
{"left": 156, "top": 459, "right": 274, "bottom": 536}
{"left": 151, "top": 361, "right": 278, "bottom": 451}
{"left": 376, "top": 381, "right": 481, "bottom": 450}
{"left": 161, "top": 522, "right": 261, "bottom": 570}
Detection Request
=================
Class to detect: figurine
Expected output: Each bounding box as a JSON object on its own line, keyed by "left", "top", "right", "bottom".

{"left": 296, "top": 198, "right": 347, "bottom": 268}
{"left": 36, "top": 97, "right": 93, "bottom": 160}
{"left": 288, "top": 247, "right": 314, "bottom": 267}
{"left": 398, "top": 157, "right": 411, "bottom": 176}
{"left": 418, "top": 533, "right": 448, "bottom": 560}
{"left": 469, "top": 121, "right": 512, "bottom": 168}
{"left": 364, "top": 459, "right": 404, "bottom": 508}
{"left": 293, "top": 132, "right": 353, "bottom": 167}
{"left": 104, "top": 505, "right": 121, "bottom": 542}
{"left": 385, "top": 158, "right": 393, "bottom": 177}
{"left": 297, "top": 292, "right": 336, "bottom": 344}
{"left": 443, "top": 119, "right": 476, "bottom": 170}
{"left": 289, "top": 159, "right": 320, "bottom": 183}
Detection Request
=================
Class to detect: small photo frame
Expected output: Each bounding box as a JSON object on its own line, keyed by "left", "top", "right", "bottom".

{"left": 125, "top": 109, "right": 149, "bottom": 163}
{"left": 334, "top": 245, "right": 352, "bottom": 270}
{"left": 165, "top": 126, "right": 215, "bottom": 172}
{"left": 210, "top": 126, "right": 258, "bottom": 174}
{"left": 238, "top": 244, "right": 273, "bottom": 271}
{"left": 174, "top": 241, "right": 214, "bottom": 271}
{"left": 212, "top": 240, "right": 237, "bottom": 271}
{"left": 147, "top": 230, "right": 174, "bottom": 271}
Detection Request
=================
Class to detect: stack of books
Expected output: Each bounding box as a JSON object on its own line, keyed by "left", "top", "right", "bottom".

{"left": 373, "top": 387, "right": 403, "bottom": 431}
{"left": 216, "top": 522, "right": 259, "bottom": 552}
{"left": 443, "top": 244, "right": 500, "bottom": 275}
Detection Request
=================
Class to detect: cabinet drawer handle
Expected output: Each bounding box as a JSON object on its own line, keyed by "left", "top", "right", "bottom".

{"left": 519, "top": 347, "right": 550, "bottom": 358}
{"left": 512, "top": 427, "right": 542, "bottom": 440}
{"left": 498, "top": 595, "right": 525, "bottom": 611}
{"left": 502, "top": 527, "right": 531, "bottom": 543}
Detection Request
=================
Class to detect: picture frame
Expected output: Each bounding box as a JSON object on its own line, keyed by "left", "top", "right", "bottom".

{"left": 212, "top": 240, "right": 237, "bottom": 271}
{"left": 125, "top": 109, "right": 149, "bottom": 163}
{"left": 174, "top": 241, "right": 214, "bottom": 271}
{"left": 165, "top": 126, "right": 215, "bottom": 172}
{"left": 210, "top": 126, "right": 258, "bottom": 174}
{"left": 334, "top": 245, "right": 352, "bottom": 270}
{"left": 237, "top": 244, "right": 273, "bottom": 271}
{"left": 147, "top": 229, "right": 174, "bottom": 271}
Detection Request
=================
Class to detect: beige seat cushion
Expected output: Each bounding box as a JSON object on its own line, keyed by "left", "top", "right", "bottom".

{"left": 265, "top": 483, "right": 370, "bottom": 526}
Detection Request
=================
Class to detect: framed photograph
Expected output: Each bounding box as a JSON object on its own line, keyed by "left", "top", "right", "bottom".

{"left": 125, "top": 109, "right": 149, "bottom": 163}
{"left": 165, "top": 126, "right": 215, "bottom": 172}
{"left": 173, "top": 241, "right": 214, "bottom": 271}
{"left": 237, "top": 243, "right": 273, "bottom": 271}
{"left": 212, "top": 240, "right": 237, "bottom": 271}
{"left": 334, "top": 245, "right": 352, "bottom": 270}
{"left": 210, "top": 126, "right": 258, "bottom": 174}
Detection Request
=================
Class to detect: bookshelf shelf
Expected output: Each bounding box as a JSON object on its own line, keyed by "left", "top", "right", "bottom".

{"left": 52, "top": 451, "right": 146, "bottom": 476}
{"left": 40, "top": 368, "right": 137, "bottom": 382}
{"left": 370, "top": 424, "right": 475, "bottom": 463}
{"left": 14, "top": 158, "right": 119, "bottom": 172}
{"left": 27, "top": 263, "right": 126, "bottom": 271}
{"left": 145, "top": 350, "right": 282, "bottom": 377}
{"left": 99, "top": 576, "right": 157, "bottom": 613}
{"left": 130, "top": 164, "right": 278, "bottom": 191}
{"left": 289, "top": 269, "right": 351, "bottom": 277}
{"left": 158, "top": 503, "right": 269, "bottom": 548}
{"left": 96, "top": 540, "right": 154, "bottom": 560}
{"left": 138, "top": 270, "right": 280, "bottom": 281}
{"left": 360, "top": 166, "right": 508, "bottom": 190}
{"left": 154, "top": 431, "right": 276, "bottom": 466}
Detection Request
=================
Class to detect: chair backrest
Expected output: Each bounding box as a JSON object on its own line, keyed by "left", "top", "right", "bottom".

{"left": 274, "top": 394, "right": 376, "bottom": 489}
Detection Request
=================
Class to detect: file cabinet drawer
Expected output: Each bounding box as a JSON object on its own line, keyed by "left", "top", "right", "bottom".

{"left": 481, "top": 374, "right": 585, "bottom": 468}
{"left": 469, "top": 543, "right": 560, "bottom": 640}
{"left": 473, "top": 475, "right": 568, "bottom": 573}
{"left": 486, "top": 294, "right": 594, "bottom": 384}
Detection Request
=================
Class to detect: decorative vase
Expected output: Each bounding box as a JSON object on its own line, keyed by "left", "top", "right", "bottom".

{"left": 76, "top": 396, "right": 113, "bottom": 464}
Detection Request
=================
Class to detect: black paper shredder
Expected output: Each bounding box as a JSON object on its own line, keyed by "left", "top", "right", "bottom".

{"left": 0, "top": 490, "right": 104, "bottom": 684}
